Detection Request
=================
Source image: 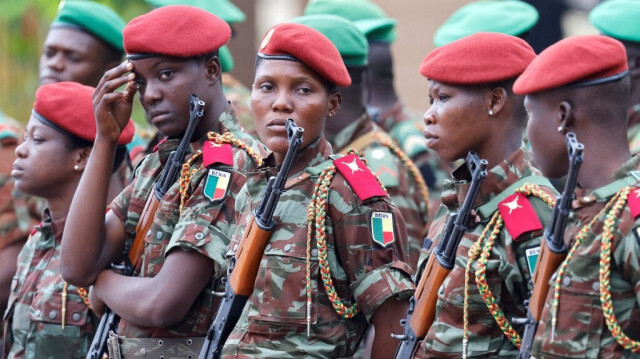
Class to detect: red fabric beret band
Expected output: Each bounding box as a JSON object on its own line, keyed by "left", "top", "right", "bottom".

{"left": 257, "top": 23, "right": 351, "bottom": 87}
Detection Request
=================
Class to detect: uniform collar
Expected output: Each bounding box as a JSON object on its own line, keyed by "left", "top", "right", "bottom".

{"left": 257, "top": 136, "right": 332, "bottom": 180}
{"left": 37, "top": 208, "right": 67, "bottom": 244}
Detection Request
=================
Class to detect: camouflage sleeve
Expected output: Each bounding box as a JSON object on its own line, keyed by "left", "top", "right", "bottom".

{"left": 331, "top": 198, "right": 414, "bottom": 321}
{"left": 618, "top": 223, "right": 640, "bottom": 304}
{"left": 166, "top": 165, "right": 245, "bottom": 280}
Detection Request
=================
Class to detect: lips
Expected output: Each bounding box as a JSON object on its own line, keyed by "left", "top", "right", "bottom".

{"left": 11, "top": 163, "right": 24, "bottom": 179}
{"left": 266, "top": 118, "right": 288, "bottom": 133}
{"left": 149, "top": 110, "right": 170, "bottom": 124}
{"left": 39, "top": 76, "right": 62, "bottom": 85}
{"left": 423, "top": 130, "right": 438, "bottom": 147}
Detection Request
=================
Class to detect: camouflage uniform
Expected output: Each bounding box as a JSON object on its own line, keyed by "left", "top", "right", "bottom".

{"left": 331, "top": 111, "right": 429, "bottom": 270}
{"left": 370, "top": 102, "right": 451, "bottom": 223}
{"left": 531, "top": 156, "right": 640, "bottom": 359}
{"left": 414, "top": 147, "right": 556, "bottom": 358}
{"left": 222, "top": 73, "right": 254, "bottom": 136}
{"left": 627, "top": 104, "right": 640, "bottom": 154}
{"left": 107, "top": 111, "right": 264, "bottom": 354}
{"left": 3, "top": 210, "right": 97, "bottom": 359}
{"left": 221, "top": 137, "right": 415, "bottom": 358}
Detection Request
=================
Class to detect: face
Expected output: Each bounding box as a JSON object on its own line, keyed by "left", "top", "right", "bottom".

{"left": 423, "top": 80, "right": 492, "bottom": 162}
{"left": 524, "top": 94, "right": 568, "bottom": 178}
{"left": 39, "top": 27, "right": 116, "bottom": 87}
{"left": 251, "top": 59, "right": 339, "bottom": 156}
{"left": 13, "top": 116, "right": 83, "bottom": 198}
{"left": 132, "top": 56, "right": 212, "bottom": 137}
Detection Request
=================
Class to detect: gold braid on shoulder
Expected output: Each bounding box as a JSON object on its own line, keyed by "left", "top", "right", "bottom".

{"left": 305, "top": 149, "right": 388, "bottom": 326}
{"left": 463, "top": 183, "right": 555, "bottom": 352}
{"left": 178, "top": 131, "right": 264, "bottom": 213}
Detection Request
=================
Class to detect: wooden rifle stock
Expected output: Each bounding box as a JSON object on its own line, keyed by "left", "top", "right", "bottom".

{"left": 517, "top": 132, "right": 583, "bottom": 359}
{"left": 409, "top": 254, "right": 451, "bottom": 337}
{"left": 228, "top": 217, "right": 273, "bottom": 296}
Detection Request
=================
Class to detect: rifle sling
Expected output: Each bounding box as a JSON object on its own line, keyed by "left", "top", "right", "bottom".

{"left": 476, "top": 175, "right": 553, "bottom": 220}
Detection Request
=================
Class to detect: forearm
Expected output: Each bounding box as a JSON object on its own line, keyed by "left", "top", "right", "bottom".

{"left": 61, "top": 139, "right": 119, "bottom": 285}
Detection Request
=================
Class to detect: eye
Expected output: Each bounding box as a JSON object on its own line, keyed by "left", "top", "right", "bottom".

{"left": 44, "top": 48, "right": 56, "bottom": 59}
{"left": 258, "top": 83, "right": 274, "bottom": 91}
{"left": 438, "top": 94, "right": 449, "bottom": 102}
{"left": 68, "top": 53, "right": 82, "bottom": 63}
{"left": 32, "top": 136, "right": 45, "bottom": 144}
{"left": 428, "top": 95, "right": 434, "bottom": 105}
{"left": 296, "top": 86, "right": 312, "bottom": 95}
{"left": 159, "top": 69, "right": 174, "bottom": 80}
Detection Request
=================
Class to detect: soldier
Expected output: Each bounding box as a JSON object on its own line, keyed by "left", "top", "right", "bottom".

{"left": 413, "top": 32, "right": 557, "bottom": 358}
{"left": 290, "top": 14, "right": 429, "bottom": 270}
{"left": 303, "top": 0, "right": 446, "bottom": 204}
{"left": 433, "top": 0, "right": 539, "bottom": 47}
{"left": 0, "top": 1, "right": 128, "bottom": 352}
{"left": 589, "top": 0, "right": 640, "bottom": 155}
{"left": 2, "top": 82, "right": 134, "bottom": 359}
{"left": 60, "top": 5, "right": 265, "bottom": 358}
{"left": 514, "top": 34, "right": 640, "bottom": 358}
{"left": 221, "top": 22, "right": 414, "bottom": 359}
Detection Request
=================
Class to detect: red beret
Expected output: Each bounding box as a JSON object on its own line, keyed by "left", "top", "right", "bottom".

{"left": 420, "top": 32, "right": 535, "bottom": 85}
{"left": 124, "top": 5, "right": 231, "bottom": 58}
{"left": 33, "top": 82, "right": 134, "bottom": 145}
{"left": 258, "top": 23, "right": 351, "bottom": 87}
{"left": 513, "top": 35, "right": 628, "bottom": 95}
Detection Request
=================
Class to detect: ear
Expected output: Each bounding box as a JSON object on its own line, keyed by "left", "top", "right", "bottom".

{"left": 327, "top": 92, "right": 342, "bottom": 118}
{"left": 74, "top": 147, "right": 92, "bottom": 172}
{"left": 558, "top": 101, "right": 575, "bottom": 133}
{"left": 205, "top": 55, "right": 222, "bottom": 86}
{"left": 488, "top": 87, "right": 507, "bottom": 116}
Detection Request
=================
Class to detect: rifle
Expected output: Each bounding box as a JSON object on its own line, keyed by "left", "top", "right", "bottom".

{"left": 199, "top": 119, "right": 304, "bottom": 359}
{"left": 393, "top": 152, "right": 488, "bottom": 359}
{"left": 517, "top": 132, "right": 583, "bottom": 359}
{"left": 86, "top": 94, "right": 205, "bottom": 359}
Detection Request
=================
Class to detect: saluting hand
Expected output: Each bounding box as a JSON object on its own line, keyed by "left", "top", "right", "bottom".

{"left": 93, "top": 61, "right": 137, "bottom": 143}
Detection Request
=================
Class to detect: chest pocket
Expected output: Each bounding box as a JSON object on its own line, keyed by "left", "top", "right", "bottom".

{"left": 243, "top": 212, "right": 319, "bottom": 334}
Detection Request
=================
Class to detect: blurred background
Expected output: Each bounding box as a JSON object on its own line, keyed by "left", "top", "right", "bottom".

{"left": 0, "top": 0, "right": 601, "bottom": 127}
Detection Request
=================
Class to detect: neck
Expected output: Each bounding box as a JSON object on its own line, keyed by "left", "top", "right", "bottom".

{"left": 193, "top": 93, "right": 230, "bottom": 140}
{"left": 476, "top": 121, "right": 522, "bottom": 170}
{"left": 577, "top": 131, "right": 631, "bottom": 189}
{"left": 46, "top": 176, "right": 82, "bottom": 221}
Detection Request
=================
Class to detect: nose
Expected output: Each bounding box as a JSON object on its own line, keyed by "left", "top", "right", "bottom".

{"left": 141, "top": 82, "right": 161, "bottom": 108}
{"left": 424, "top": 107, "right": 436, "bottom": 126}
{"left": 45, "top": 52, "right": 65, "bottom": 72}
{"left": 272, "top": 89, "right": 293, "bottom": 113}
{"left": 15, "top": 140, "right": 26, "bottom": 158}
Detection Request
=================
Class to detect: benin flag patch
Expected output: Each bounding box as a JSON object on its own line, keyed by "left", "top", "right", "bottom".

{"left": 204, "top": 169, "right": 231, "bottom": 202}
{"left": 371, "top": 211, "right": 395, "bottom": 247}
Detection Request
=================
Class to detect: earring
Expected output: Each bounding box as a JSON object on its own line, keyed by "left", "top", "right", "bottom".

{"left": 328, "top": 113, "right": 333, "bottom": 118}
{"left": 74, "top": 165, "right": 80, "bottom": 171}
{"left": 557, "top": 126, "right": 563, "bottom": 133}
{"left": 488, "top": 109, "right": 494, "bottom": 116}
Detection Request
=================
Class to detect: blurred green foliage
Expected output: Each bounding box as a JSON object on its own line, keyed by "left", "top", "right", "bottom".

{"left": 0, "top": 0, "right": 152, "bottom": 126}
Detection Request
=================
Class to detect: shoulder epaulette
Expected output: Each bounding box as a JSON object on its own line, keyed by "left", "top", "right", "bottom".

{"left": 498, "top": 192, "right": 543, "bottom": 240}
{"left": 333, "top": 154, "right": 386, "bottom": 201}
{"left": 203, "top": 141, "right": 233, "bottom": 167}
{"left": 627, "top": 187, "right": 640, "bottom": 219}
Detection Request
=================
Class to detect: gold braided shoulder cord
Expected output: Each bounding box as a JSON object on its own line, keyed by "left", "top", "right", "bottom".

{"left": 304, "top": 149, "right": 388, "bottom": 336}
{"left": 551, "top": 186, "right": 640, "bottom": 352}
{"left": 178, "top": 131, "right": 264, "bottom": 213}
{"left": 375, "top": 133, "right": 430, "bottom": 235}
{"left": 462, "top": 183, "right": 555, "bottom": 356}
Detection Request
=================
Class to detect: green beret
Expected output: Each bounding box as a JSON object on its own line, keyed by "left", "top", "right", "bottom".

{"left": 290, "top": 15, "right": 368, "bottom": 67}
{"left": 434, "top": 0, "right": 538, "bottom": 47}
{"left": 145, "top": 0, "right": 245, "bottom": 23}
{"left": 590, "top": 0, "right": 640, "bottom": 43}
{"left": 219, "top": 45, "right": 234, "bottom": 72}
{"left": 304, "top": 0, "right": 396, "bottom": 43}
{"left": 52, "top": 0, "right": 125, "bottom": 52}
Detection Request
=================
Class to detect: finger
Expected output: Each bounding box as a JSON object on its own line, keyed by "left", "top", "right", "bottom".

{"left": 94, "top": 72, "right": 135, "bottom": 105}
{"left": 122, "top": 80, "right": 138, "bottom": 103}
{"left": 94, "top": 61, "right": 134, "bottom": 99}
{"left": 100, "top": 92, "right": 130, "bottom": 105}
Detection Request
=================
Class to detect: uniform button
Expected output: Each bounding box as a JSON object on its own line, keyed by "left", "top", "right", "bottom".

{"left": 146, "top": 229, "right": 152, "bottom": 237}
{"left": 592, "top": 281, "right": 600, "bottom": 291}
{"left": 156, "top": 231, "right": 163, "bottom": 240}
{"left": 454, "top": 294, "right": 463, "bottom": 303}
{"left": 265, "top": 244, "right": 272, "bottom": 251}
{"left": 284, "top": 244, "right": 292, "bottom": 252}
{"left": 233, "top": 244, "right": 238, "bottom": 252}
{"left": 139, "top": 348, "right": 146, "bottom": 356}
{"left": 195, "top": 232, "right": 205, "bottom": 240}
{"left": 563, "top": 276, "right": 571, "bottom": 287}
{"left": 48, "top": 310, "right": 57, "bottom": 319}
{"left": 311, "top": 249, "right": 319, "bottom": 257}
{"left": 34, "top": 310, "right": 41, "bottom": 318}
{"left": 72, "top": 312, "right": 81, "bottom": 322}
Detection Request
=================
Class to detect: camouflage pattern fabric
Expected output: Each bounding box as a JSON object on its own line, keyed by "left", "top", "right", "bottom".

{"left": 109, "top": 111, "right": 265, "bottom": 340}
{"left": 221, "top": 138, "right": 414, "bottom": 358}
{"left": 331, "top": 111, "right": 429, "bottom": 270}
{"left": 3, "top": 210, "right": 97, "bottom": 359}
{"left": 414, "top": 147, "right": 556, "bottom": 358}
{"left": 531, "top": 156, "right": 640, "bottom": 359}
{"left": 223, "top": 74, "right": 255, "bottom": 136}
{"left": 627, "top": 104, "right": 640, "bottom": 155}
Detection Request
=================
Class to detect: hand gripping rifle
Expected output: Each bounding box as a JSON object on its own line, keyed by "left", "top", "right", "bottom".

{"left": 86, "top": 94, "right": 205, "bottom": 359}
{"left": 517, "top": 132, "right": 583, "bottom": 359}
{"left": 199, "top": 119, "right": 304, "bottom": 359}
{"left": 393, "top": 152, "right": 488, "bottom": 359}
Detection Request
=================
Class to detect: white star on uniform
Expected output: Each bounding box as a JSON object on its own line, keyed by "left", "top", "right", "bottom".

{"left": 344, "top": 158, "right": 363, "bottom": 174}
{"left": 502, "top": 195, "right": 523, "bottom": 215}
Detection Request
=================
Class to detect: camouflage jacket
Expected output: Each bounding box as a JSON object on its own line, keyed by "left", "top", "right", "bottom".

{"left": 109, "top": 110, "right": 264, "bottom": 339}
{"left": 531, "top": 156, "right": 640, "bottom": 359}
{"left": 414, "top": 147, "right": 556, "bottom": 358}
{"left": 627, "top": 104, "right": 640, "bottom": 155}
{"left": 331, "top": 111, "right": 429, "bottom": 270}
{"left": 3, "top": 210, "right": 97, "bottom": 359}
{"left": 223, "top": 74, "right": 254, "bottom": 136}
{"left": 221, "top": 137, "right": 415, "bottom": 358}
